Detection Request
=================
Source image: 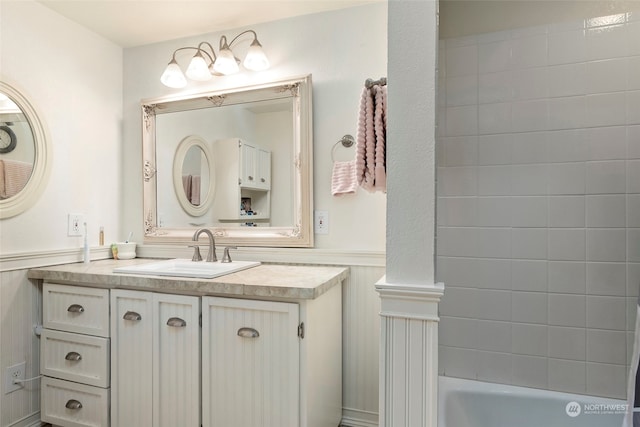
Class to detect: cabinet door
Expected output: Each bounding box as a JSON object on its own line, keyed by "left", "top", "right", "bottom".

{"left": 110, "top": 290, "right": 153, "bottom": 427}
{"left": 202, "top": 297, "right": 300, "bottom": 427}
{"left": 153, "top": 293, "right": 200, "bottom": 427}
{"left": 240, "top": 142, "right": 257, "bottom": 187}
{"left": 256, "top": 149, "right": 271, "bottom": 190}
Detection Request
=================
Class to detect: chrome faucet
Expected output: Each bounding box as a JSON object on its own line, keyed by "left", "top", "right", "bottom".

{"left": 192, "top": 228, "right": 217, "bottom": 262}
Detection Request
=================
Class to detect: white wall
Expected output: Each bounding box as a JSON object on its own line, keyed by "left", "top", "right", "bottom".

{"left": 0, "top": 2, "right": 123, "bottom": 425}
{"left": 122, "top": 3, "right": 388, "bottom": 251}
{"left": 0, "top": 1, "right": 123, "bottom": 255}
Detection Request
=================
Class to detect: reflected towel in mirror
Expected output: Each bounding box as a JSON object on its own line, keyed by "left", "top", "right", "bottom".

{"left": 0, "top": 159, "right": 33, "bottom": 199}
{"left": 182, "top": 174, "right": 201, "bottom": 206}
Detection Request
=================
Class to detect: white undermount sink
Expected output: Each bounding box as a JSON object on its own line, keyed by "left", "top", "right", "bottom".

{"left": 113, "top": 259, "right": 261, "bottom": 279}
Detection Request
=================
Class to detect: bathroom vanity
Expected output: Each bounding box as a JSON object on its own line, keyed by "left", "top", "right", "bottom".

{"left": 28, "top": 259, "right": 347, "bottom": 427}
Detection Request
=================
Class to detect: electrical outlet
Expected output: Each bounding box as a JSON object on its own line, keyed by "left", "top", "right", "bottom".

{"left": 314, "top": 210, "right": 329, "bottom": 234}
{"left": 68, "top": 213, "right": 84, "bottom": 236}
{"left": 4, "top": 362, "right": 25, "bottom": 394}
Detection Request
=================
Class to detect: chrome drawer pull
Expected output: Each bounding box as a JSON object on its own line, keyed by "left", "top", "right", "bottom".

{"left": 166, "top": 317, "right": 186, "bottom": 327}
{"left": 237, "top": 327, "right": 260, "bottom": 338}
{"left": 123, "top": 311, "right": 142, "bottom": 321}
{"left": 65, "top": 351, "right": 82, "bottom": 362}
{"left": 67, "top": 304, "right": 84, "bottom": 313}
{"left": 65, "top": 399, "right": 83, "bottom": 410}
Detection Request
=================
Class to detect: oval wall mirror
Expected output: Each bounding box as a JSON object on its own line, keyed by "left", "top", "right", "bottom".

{"left": 0, "top": 81, "right": 51, "bottom": 219}
{"left": 172, "top": 135, "right": 215, "bottom": 217}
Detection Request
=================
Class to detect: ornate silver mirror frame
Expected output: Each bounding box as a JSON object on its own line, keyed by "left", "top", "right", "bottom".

{"left": 142, "top": 75, "right": 313, "bottom": 247}
{"left": 0, "top": 80, "right": 52, "bottom": 219}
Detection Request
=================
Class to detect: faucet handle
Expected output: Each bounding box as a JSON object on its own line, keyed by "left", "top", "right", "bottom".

{"left": 221, "top": 246, "right": 237, "bottom": 263}
{"left": 189, "top": 245, "right": 203, "bottom": 262}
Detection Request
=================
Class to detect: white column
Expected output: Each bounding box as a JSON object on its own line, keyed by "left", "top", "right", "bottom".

{"left": 381, "top": 0, "right": 440, "bottom": 426}
{"left": 376, "top": 280, "right": 443, "bottom": 427}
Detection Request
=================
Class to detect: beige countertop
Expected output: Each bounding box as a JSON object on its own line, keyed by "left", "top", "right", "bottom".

{"left": 28, "top": 258, "right": 349, "bottom": 300}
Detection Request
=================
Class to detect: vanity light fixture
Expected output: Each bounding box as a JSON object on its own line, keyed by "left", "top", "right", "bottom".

{"left": 160, "top": 30, "right": 270, "bottom": 89}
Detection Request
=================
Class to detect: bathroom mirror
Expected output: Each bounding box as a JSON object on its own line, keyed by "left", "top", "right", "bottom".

{"left": 172, "top": 134, "right": 215, "bottom": 217}
{"left": 142, "top": 75, "right": 313, "bottom": 247}
{"left": 0, "top": 81, "right": 51, "bottom": 219}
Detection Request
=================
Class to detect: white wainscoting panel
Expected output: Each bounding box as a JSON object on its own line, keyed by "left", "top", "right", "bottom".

{"left": 342, "top": 265, "right": 384, "bottom": 426}
{"left": 0, "top": 269, "right": 42, "bottom": 427}
{"left": 376, "top": 281, "right": 443, "bottom": 427}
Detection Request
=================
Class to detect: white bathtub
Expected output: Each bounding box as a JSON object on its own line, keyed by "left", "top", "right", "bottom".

{"left": 438, "top": 376, "right": 626, "bottom": 427}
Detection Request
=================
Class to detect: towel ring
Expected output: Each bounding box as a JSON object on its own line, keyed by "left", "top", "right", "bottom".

{"left": 331, "top": 134, "right": 355, "bottom": 162}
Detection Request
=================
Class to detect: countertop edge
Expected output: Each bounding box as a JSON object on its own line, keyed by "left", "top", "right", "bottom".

{"left": 28, "top": 260, "right": 349, "bottom": 300}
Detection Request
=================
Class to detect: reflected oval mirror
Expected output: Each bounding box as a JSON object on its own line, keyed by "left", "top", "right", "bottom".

{"left": 143, "top": 75, "right": 313, "bottom": 247}
{"left": 172, "top": 135, "right": 215, "bottom": 217}
{"left": 0, "top": 81, "right": 51, "bottom": 218}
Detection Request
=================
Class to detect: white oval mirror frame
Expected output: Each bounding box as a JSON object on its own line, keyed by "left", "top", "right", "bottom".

{"left": 172, "top": 135, "right": 215, "bottom": 217}
{"left": 0, "top": 81, "right": 51, "bottom": 219}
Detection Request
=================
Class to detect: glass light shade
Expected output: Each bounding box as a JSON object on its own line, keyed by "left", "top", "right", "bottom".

{"left": 213, "top": 46, "right": 239, "bottom": 75}
{"left": 185, "top": 52, "right": 212, "bottom": 81}
{"left": 243, "top": 40, "right": 270, "bottom": 71}
{"left": 160, "top": 59, "right": 187, "bottom": 88}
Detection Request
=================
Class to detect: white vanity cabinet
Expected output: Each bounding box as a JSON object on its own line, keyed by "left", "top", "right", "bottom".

{"left": 31, "top": 262, "right": 346, "bottom": 427}
{"left": 40, "top": 283, "right": 111, "bottom": 427}
{"left": 110, "top": 290, "right": 200, "bottom": 427}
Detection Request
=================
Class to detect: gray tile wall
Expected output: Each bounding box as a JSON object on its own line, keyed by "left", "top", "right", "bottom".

{"left": 437, "top": 12, "right": 640, "bottom": 399}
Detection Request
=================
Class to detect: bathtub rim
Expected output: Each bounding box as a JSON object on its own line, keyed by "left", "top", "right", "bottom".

{"left": 438, "top": 375, "right": 626, "bottom": 426}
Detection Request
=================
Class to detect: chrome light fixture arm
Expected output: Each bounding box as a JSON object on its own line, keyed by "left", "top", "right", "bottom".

{"left": 172, "top": 42, "right": 218, "bottom": 64}
{"left": 160, "top": 30, "right": 269, "bottom": 88}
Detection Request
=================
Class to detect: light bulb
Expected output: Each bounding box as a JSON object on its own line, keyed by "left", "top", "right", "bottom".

{"left": 160, "top": 59, "right": 187, "bottom": 88}
{"left": 243, "top": 39, "right": 270, "bottom": 71}
{"left": 185, "top": 51, "right": 212, "bottom": 81}
{"left": 213, "top": 43, "right": 239, "bottom": 75}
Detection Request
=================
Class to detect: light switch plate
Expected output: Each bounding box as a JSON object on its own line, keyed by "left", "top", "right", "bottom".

{"left": 314, "top": 210, "right": 329, "bottom": 234}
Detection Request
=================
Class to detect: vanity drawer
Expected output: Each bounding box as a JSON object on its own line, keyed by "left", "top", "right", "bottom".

{"left": 41, "top": 376, "right": 109, "bottom": 427}
{"left": 41, "top": 329, "right": 110, "bottom": 388}
{"left": 44, "top": 283, "right": 110, "bottom": 337}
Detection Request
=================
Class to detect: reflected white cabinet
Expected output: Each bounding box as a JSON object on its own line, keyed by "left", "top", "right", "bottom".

{"left": 240, "top": 142, "right": 271, "bottom": 190}
{"left": 214, "top": 138, "right": 271, "bottom": 223}
{"left": 110, "top": 290, "right": 200, "bottom": 427}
